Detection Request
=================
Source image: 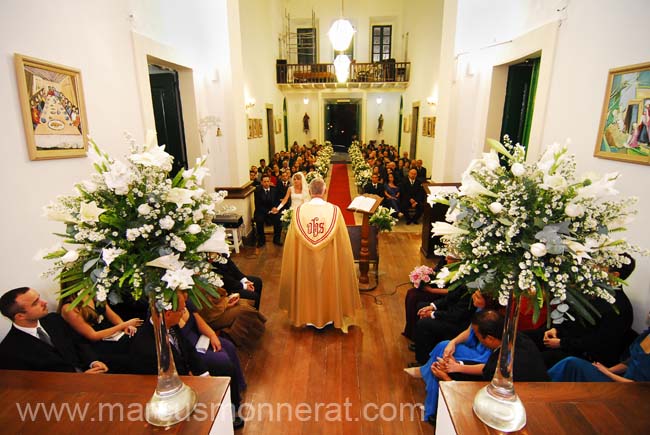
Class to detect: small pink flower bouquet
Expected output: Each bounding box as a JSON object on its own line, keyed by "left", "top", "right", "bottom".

{"left": 409, "top": 265, "right": 434, "bottom": 288}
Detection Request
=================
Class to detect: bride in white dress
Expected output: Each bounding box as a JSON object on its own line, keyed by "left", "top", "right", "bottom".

{"left": 277, "top": 172, "right": 311, "bottom": 211}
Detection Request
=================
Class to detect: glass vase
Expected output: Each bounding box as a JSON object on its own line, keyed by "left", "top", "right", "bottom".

{"left": 472, "top": 291, "right": 526, "bottom": 431}
{"left": 145, "top": 299, "right": 198, "bottom": 427}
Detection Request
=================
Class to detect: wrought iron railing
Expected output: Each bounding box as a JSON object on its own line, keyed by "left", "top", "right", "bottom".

{"left": 276, "top": 61, "right": 410, "bottom": 84}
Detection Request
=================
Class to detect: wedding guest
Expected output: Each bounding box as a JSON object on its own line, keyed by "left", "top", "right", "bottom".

{"left": 211, "top": 255, "right": 264, "bottom": 310}
{"left": 129, "top": 293, "right": 244, "bottom": 430}
{"left": 384, "top": 173, "right": 401, "bottom": 217}
{"left": 253, "top": 175, "right": 282, "bottom": 247}
{"left": 400, "top": 169, "right": 425, "bottom": 225}
{"left": 177, "top": 292, "right": 246, "bottom": 392}
{"left": 406, "top": 302, "right": 493, "bottom": 423}
{"left": 58, "top": 291, "right": 142, "bottom": 373}
{"left": 198, "top": 289, "right": 267, "bottom": 348}
{"left": 426, "top": 310, "right": 549, "bottom": 425}
{"left": 548, "top": 325, "right": 650, "bottom": 382}
{"left": 411, "top": 286, "right": 475, "bottom": 365}
{"left": 364, "top": 174, "right": 385, "bottom": 198}
{"left": 0, "top": 287, "right": 108, "bottom": 373}
{"left": 525, "top": 255, "right": 635, "bottom": 368}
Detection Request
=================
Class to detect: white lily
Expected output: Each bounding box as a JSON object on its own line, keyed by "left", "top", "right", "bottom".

{"left": 146, "top": 253, "right": 184, "bottom": 270}
{"left": 459, "top": 174, "right": 498, "bottom": 198}
{"left": 540, "top": 174, "right": 568, "bottom": 191}
{"left": 129, "top": 130, "right": 173, "bottom": 171}
{"left": 62, "top": 250, "right": 80, "bottom": 263}
{"left": 161, "top": 267, "right": 195, "bottom": 290}
{"left": 102, "top": 247, "right": 125, "bottom": 267}
{"left": 166, "top": 188, "right": 195, "bottom": 208}
{"left": 431, "top": 221, "right": 470, "bottom": 236}
{"left": 482, "top": 150, "right": 501, "bottom": 171}
{"left": 576, "top": 172, "right": 619, "bottom": 199}
{"left": 79, "top": 201, "right": 106, "bottom": 224}
{"left": 196, "top": 226, "right": 230, "bottom": 254}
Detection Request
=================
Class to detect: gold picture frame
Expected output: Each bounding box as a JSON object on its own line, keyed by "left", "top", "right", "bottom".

{"left": 594, "top": 61, "right": 650, "bottom": 165}
{"left": 15, "top": 54, "right": 89, "bottom": 160}
{"left": 403, "top": 114, "right": 411, "bottom": 133}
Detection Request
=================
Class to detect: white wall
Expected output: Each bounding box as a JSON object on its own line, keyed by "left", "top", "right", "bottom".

{"left": 399, "top": 0, "right": 444, "bottom": 165}
{"left": 240, "top": 0, "right": 286, "bottom": 160}
{"left": 444, "top": 0, "right": 650, "bottom": 332}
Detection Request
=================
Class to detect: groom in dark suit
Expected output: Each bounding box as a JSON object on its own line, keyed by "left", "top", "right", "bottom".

{"left": 254, "top": 174, "right": 282, "bottom": 246}
{"left": 0, "top": 287, "right": 108, "bottom": 373}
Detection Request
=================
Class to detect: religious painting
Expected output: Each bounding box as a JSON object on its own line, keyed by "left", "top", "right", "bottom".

{"left": 15, "top": 54, "right": 89, "bottom": 160}
{"left": 594, "top": 61, "right": 650, "bottom": 165}
{"left": 275, "top": 118, "right": 282, "bottom": 134}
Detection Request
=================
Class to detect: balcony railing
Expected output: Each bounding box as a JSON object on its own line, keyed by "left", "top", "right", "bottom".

{"left": 276, "top": 61, "right": 410, "bottom": 87}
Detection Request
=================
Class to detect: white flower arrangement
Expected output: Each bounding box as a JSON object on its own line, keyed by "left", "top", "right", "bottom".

{"left": 430, "top": 136, "right": 647, "bottom": 325}
{"left": 314, "top": 141, "right": 334, "bottom": 177}
{"left": 349, "top": 141, "right": 373, "bottom": 187}
{"left": 41, "top": 132, "right": 226, "bottom": 310}
{"left": 369, "top": 206, "right": 398, "bottom": 232}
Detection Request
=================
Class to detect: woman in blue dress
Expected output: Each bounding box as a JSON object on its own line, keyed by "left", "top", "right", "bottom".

{"left": 384, "top": 172, "right": 400, "bottom": 218}
{"left": 548, "top": 327, "right": 650, "bottom": 383}
{"left": 405, "top": 290, "right": 492, "bottom": 422}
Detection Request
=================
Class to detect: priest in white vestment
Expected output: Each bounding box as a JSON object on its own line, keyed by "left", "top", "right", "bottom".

{"left": 279, "top": 177, "right": 361, "bottom": 332}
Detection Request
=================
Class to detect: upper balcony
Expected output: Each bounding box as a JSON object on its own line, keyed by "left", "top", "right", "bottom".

{"left": 276, "top": 60, "right": 410, "bottom": 90}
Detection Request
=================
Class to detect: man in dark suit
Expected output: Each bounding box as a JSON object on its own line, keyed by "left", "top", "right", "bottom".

{"left": 412, "top": 287, "right": 475, "bottom": 364}
{"left": 254, "top": 174, "right": 282, "bottom": 246}
{"left": 415, "top": 159, "right": 427, "bottom": 183}
{"left": 363, "top": 174, "right": 385, "bottom": 198}
{"left": 400, "top": 169, "right": 425, "bottom": 224}
{"left": 129, "top": 295, "right": 244, "bottom": 429}
{"left": 277, "top": 170, "right": 292, "bottom": 208}
{"left": 0, "top": 287, "right": 108, "bottom": 373}
{"left": 213, "top": 256, "right": 263, "bottom": 310}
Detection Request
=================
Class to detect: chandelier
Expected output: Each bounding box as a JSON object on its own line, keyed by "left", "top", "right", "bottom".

{"left": 328, "top": 0, "right": 355, "bottom": 51}
{"left": 333, "top": 54, "right": 351, "bottom": 83}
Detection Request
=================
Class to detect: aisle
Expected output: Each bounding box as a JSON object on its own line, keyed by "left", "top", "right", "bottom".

{"left": 327, "top": 163, "right": 356, "bottom": 225}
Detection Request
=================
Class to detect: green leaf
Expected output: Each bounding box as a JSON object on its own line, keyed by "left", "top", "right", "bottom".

{"left": 119, "top": 268, "right": 135, "bottom": 287}
{"left": 83, "top": 258, "right": 99, "bottom": 273}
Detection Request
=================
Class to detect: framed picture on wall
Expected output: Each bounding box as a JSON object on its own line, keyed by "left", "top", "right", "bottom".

{"left": 594, "top": 61, "right": 650, "bottom": 165}
{"left": 403, "top": 115, "right": 410, "bottom": 133}
{"left": 247, "top": 117, "right": 253, "bottom": 139}
{"left": 14, "top": 53, "right": 89, "bottom": 160}
{"left": 275, "top": 118, "right": 282, "bottom": 134}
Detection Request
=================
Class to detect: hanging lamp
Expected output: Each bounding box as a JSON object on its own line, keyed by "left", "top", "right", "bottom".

{"left": 328, "top": 0, "right": 355, "bottom": 51}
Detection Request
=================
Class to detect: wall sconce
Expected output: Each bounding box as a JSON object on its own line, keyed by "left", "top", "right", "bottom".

{"left": 376, "top": 97, "right": 383, "bottom": 105}
{"left": 426, "top": 96, "right": 437, "bottom": 106}
{"left": 303, "top": 97, "right": 309, "bottom": 105}
{"left": 245, "top": 98, "right": 256, "bottom": 110}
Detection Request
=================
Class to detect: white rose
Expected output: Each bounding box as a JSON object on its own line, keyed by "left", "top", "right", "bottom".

{"left": 530, "top": 243, "right": 547, "bottom": 257}
{"left": 565, "top": 203, "right": 585, "bottom": 218}
{"left": 159, "top": 216, "right": 175, "bottom": 230}
{"left": 126, "top": 228, "right": 140, "bottom": 241}
{"left": 511, "top": 163, "right": 525, "bottom": 177}
{"left": 137, "top": 204, "right": 152, "bottom": 216}
{"left": 488, "top": 202, "right": 503, "bottom": 214}
{"left": 187, "top": 224, "right": 202, "bottom": 234}
{"left": 62, "top": 250, "right": 79, "bottom": 263}
{"left": 540, "top": 174, "right": 567, "bottom": 191}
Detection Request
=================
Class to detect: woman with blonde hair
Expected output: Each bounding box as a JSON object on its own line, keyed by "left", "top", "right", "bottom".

{"left": 276, "top": 171, "right": 311, "bottom": 211}
{"left": 58, "top": 292, "right": 142, "bottom": 372}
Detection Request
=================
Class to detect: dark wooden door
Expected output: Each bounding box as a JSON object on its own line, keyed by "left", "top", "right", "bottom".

{"left": 149, "top": 71, "right": 187, "bottom": 174}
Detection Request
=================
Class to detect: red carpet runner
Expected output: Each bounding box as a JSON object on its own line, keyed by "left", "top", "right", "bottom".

{"left": 327, "top": 164, "right": 356, "bottom": 225}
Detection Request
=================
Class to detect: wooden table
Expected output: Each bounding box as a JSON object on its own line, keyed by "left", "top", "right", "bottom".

{"left": 437, "top": 381, "right": 650, "bottom": 434}
{"left": 0, "top": 370, "right": 232, "bottom": 434}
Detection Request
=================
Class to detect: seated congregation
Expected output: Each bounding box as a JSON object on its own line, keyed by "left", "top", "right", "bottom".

{"left": 401, "top": 254, "right": 650, "bottom": 426}
{"left": 0, "top": 255, "right": 264, "bottom": 431}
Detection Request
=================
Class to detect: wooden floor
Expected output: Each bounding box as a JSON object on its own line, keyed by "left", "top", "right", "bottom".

{"left": 233, "top": 230, "right": 437, "bottom": 434}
